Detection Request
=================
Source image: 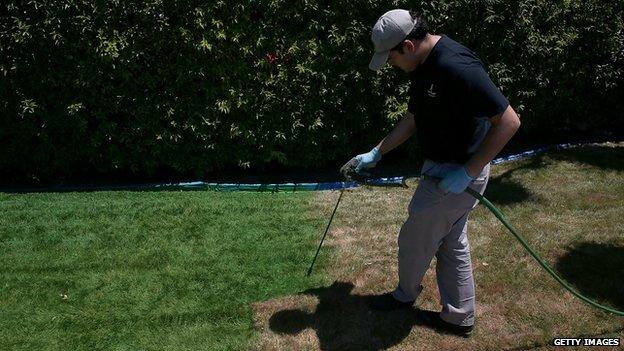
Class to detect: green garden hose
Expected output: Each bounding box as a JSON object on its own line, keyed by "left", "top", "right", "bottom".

{"left": 462, "top": 185, "right": 624, "bottom": 316}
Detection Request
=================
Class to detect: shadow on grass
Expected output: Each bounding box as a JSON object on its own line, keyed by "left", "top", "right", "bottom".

{"left": 484, "top": 156, "right": 547, "bottom": 206}
{"left": 548, "top": 145, "right": 624, "bottom": 171}
{"left": 556, "top": 242, "right": 624, "bottom": 312}
{"left": 268, "top": 281, "right": 450, "bottom": 351}
{"left": 484, "top": 177, "right": 533, "bottom": 206}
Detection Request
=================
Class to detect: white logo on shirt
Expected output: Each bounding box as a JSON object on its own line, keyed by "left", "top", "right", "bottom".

{"left": 427, "top": 83, "right": 437, "bottom": 98}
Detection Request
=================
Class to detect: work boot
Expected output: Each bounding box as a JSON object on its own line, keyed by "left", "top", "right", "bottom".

{"left": 368, "top": 292, "right": 415, "bottom": 311}
{"left": 417, "top": 310, "right": 474, "bottom": 338}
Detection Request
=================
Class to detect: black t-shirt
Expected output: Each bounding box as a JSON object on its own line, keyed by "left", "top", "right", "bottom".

{"left": 407, "top": 35, "right": 509, "bottom": 163}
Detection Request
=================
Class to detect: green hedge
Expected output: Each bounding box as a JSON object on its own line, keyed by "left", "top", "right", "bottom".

{"left": 1, "top": 0, "right": 622, "bottom": 184}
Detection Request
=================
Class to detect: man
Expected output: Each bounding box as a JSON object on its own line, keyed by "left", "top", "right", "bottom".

{"left": 343, "top": 9, "right": 521, "bottom": 337}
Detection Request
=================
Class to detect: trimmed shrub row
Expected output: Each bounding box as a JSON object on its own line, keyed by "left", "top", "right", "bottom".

{"left": 1, "top": 0, "right": 622, "bottom": 184}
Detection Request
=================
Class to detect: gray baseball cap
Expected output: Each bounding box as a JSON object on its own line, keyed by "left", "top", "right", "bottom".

{"left": 369, "top": 9, "right": 415, "bottom": 71}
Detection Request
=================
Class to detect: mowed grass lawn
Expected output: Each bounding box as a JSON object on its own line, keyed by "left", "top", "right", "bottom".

{"left": 0, "top": 190, "right": 332, "bottom": 350}
{"left": 2, "top": 143, "right": 624, "bottom": 351}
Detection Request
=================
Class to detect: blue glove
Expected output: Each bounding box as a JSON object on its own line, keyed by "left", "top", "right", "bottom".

{"left": 438, "top": 166, "right": 474, "bottom": 194}
{"left": 355, "top": 147, "right": 381, "bottom": 172}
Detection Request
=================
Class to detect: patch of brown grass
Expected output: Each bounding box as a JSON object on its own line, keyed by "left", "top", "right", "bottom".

{"left": 251, "top": 144, "right": 624, "bottom": 350}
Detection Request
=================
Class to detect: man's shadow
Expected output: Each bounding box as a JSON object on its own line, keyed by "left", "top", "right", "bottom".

{"left": 269, "top": 281, "right": 432, "bottom": 351}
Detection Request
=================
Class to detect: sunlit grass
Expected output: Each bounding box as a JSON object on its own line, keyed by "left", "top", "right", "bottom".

{"left": 0, "top": 191, "right": 330, "bottom": 350}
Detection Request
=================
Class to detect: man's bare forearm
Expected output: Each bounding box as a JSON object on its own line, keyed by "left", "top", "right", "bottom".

{"left": 465, "top": 105, "right": 521, "bottom": 177}
{"left": 375, "top": 111, "right": 417, "bottom": 155}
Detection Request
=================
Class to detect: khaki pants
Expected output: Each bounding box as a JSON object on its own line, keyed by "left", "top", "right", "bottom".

{"left": 392, "top": 160, "right": 490, "bottom": 326}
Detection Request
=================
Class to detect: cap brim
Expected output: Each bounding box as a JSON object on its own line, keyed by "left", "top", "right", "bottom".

{"left": 368, "top": 51, "right": 389, "bottom": 71}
